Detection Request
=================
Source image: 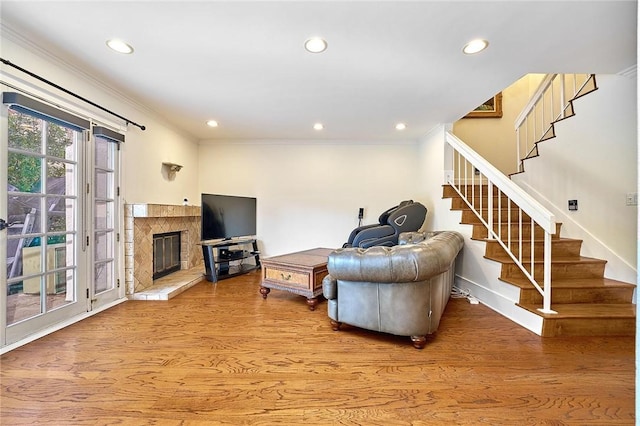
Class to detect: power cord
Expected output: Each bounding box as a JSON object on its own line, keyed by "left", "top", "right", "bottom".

{"left": 450, "top": 287, "right": 469, "bottom": 298}
{"left": 451, "top": 286, "right": 479, "bottom": 304}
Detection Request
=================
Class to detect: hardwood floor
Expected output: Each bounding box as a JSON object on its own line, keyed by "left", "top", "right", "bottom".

{"left": 1, "top": 270, "right": 635, "bottom": 425}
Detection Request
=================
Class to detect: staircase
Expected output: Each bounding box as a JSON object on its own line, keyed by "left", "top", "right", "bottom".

{"left": 513, "top": 74, "right": 598, "bottom": 174}
{"left": 444, "top": 184, "right": 636, "bottom": 337}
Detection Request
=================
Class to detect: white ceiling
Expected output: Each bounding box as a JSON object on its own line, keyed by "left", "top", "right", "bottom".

{"left": 0, "top": 1, "right": 636, "bottom": 141}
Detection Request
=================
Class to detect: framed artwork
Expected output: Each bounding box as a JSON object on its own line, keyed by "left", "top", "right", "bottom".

{"left": 464, "top": 92, "right": 503, "bottom": 118}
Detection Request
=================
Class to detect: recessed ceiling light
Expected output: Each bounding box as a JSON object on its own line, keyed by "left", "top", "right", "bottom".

{"left": 463, "top": 39, "right": 489, "bottom": 55}
{"left": 395, "top": 123, "right": 407, "bottom": 131}
{"left": 304, "top": 37, "right": 328, "bottom": 54}
{"left": 313, "top": 123, "right": 324, "bottom": 130}
{"left": 106, "top": 38, "right": 134, "bottom": 54}
{"left": 206, "top": 120, "right": 219, "bottom": 128}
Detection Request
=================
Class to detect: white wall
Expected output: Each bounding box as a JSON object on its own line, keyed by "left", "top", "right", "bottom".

{"left": 121, "top": 125, "right": 200, "bottom": 206}
{"left": 1, "top": 33, "right": 201, "bottom": 206}
{"left": 198, "top": 140, "right": 423, "bottom": 256}
{"left": 512, "top": 74, "right": 638, "bottom": 282}
{"left": 416, "top": 124, "right": 462, "bottom": 231}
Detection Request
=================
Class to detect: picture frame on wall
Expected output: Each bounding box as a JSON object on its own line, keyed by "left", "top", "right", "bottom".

{"left": 464, "top": 92, "right": 503, "bottom": 118}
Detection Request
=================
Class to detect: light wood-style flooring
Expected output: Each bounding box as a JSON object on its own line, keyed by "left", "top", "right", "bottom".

{"left": 1, "top": 270, "right": 635, "bottom": 425}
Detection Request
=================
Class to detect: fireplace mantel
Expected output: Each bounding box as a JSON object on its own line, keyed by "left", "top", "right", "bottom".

{"left": 129, "top": 203, "right": 200, "bottom": 218}
{"left": 124, "top": 203, "right": 202, "bottom": 295}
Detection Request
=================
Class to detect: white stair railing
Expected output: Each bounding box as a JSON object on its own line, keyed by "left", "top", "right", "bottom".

{"left": 514, "top": 73, "right": 596, "bottom": 172}
{"left": 445, "top": 131, "right": 557, "bottom": 314}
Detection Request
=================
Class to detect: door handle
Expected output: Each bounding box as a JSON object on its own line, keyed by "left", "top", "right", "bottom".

{"left": 0, "top": 218, "right": 7, "bottom": 231}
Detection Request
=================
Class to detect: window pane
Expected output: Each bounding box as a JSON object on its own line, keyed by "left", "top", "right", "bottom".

{"left": 7, "top": 275, "right": 43, "bottom": 325}
{"left": 46, "top": 123, "right": 76, "bottom": 160}
{"left": 47, "top": 160, "right": 75, "bottom": 197}
{"left": 8, "top": 109, "right": 42, "bottom": 153}
{"left": 47, "top": 198, "right": 74, "bottom": 234}
{"left": 94, "top": 201, "right": 113, "bottom": 230}
{"left": 7, "top": 207, "right": 41, "bottom": 281}
{"left": 95, "top": 169, "right": 112, "bottom": 199}
{"left": 95, "top": 137, "right": 113, "bottom": 169}
{"left": 45, "top": 236, "right": 73, "bottom": 274}
{"left": 7, "top": 194, "right": 40, "bottom": 238}
{"left": 94, "top": 261, "right": 113, "bottom": 294}
{"left": 94, "top": 231, "right": 113, "bottom": 261}
{"left": 46, "top": 269, "right": 74, "bottom": 312}
{"left": 8, "top": 152, "right": 42, "bottom": 193}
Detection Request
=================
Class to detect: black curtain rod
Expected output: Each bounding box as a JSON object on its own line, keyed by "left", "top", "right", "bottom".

{"left": 1, "top": 57, "right": 146, "bottom": 131}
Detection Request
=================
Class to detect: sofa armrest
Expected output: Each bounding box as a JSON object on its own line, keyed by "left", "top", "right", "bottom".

{"left": 322, "top": 274, "right": 337, "bottom": 300}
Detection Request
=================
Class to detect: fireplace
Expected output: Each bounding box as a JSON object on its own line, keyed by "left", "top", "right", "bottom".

{"left": 153, "top": 231, "right": 181, "bottom": 280}
{"left": 124, "top": 203, "right": 202, "bottom": 295}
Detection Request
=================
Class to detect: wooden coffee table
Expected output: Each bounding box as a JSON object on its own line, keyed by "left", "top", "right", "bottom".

{"left": 259, "top": 247, "right": 334, "bottom": 311}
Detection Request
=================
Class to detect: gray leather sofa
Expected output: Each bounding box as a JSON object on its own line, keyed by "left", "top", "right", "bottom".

{"left": 322, "top": 231, "right": 464, "bottom": 348}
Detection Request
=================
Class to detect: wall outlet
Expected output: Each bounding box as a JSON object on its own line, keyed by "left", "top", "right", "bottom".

{"left": 626, "top": 193, "right": 638, "bottom": 206}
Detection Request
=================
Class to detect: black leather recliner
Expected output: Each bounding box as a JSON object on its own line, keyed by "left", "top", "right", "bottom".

{"left": 343, "top": 200, "right": 427, "bottom": 248}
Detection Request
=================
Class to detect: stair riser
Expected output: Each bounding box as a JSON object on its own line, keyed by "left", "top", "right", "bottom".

{"left": 541, "top": 318, "right": 636, "bottom": 337}
{"left": 519, "top": 288, "right": 635, "bottom": 305}
{"left": 460, "top": 208, "right": 533, "bottom": 224}
{"left": 485, "top": 240, "right": 582, "bottom": 259}
{"left": 472, "top": 223, "right": 561, "bottom": 240}
{"left": 449, "top": 196, "right": 518, "bottom": 211}
{"left": 443, "top": 184, "right": 503, "bottom": 198}
{"left": 501, "top": 262, "right": 606, "bottom": 280}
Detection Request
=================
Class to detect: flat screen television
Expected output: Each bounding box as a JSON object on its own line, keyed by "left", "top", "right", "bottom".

{"left": 201, "top": 193, "right": 257, "bottom": 241}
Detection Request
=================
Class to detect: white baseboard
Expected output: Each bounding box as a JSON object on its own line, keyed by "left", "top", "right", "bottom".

{"left": 454, "top": 275, "right": 543, "bottom": 335}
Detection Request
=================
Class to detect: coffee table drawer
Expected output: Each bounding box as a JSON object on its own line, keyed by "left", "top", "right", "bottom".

{"left": 264, "top": 267, "right": 310, "bottom": 289}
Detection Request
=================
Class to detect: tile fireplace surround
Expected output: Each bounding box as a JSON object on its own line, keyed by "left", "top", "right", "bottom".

{"left": 124, "top": 203, "right": 203, "bottom": 296}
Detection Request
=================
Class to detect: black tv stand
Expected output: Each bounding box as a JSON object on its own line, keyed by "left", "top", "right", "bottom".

{"left": 200, "top": 238, "right": 260, "bottom": 283}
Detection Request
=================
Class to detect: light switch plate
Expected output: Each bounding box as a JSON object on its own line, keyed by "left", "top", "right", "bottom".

{"left": 626, "top": 193, "right": 638, "bottom": 206}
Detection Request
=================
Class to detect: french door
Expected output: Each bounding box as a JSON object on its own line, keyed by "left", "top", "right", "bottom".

{"left": 1, "top": 94, "right": 122, "bottom": 348}
{"left": 90, "top": 129, "right": 121, "bottom": 308}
